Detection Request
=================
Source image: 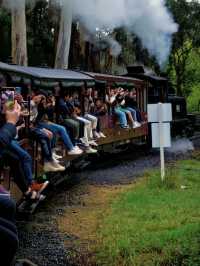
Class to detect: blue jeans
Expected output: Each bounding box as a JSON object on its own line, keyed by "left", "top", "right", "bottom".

{"left": 38, "top": 122, "right": 74, "bottom": 151}
{"left": 126, "top": 107, "right": 137, "bottom": 121}
{"left": 30, "top": 127, "right": 52, "bottom": 162}
{"left": 10, "top": 141, "right": 33, "bottom": 185}
{"left": 114, "top": 107, "right": 128, "bottom": 127}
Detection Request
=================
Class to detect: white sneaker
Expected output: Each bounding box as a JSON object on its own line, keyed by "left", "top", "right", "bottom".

{"left": 43, "top": 162, "right": 60, "bottom": 172}
{"left": 74, "top": 146, "right": 83, "bottom": 152}
{"left": 68, "top": 148, "right": 83, "bottom": 155}
{"left": 99, "top": 132, "right": 106, "bottom": 138}
{"left": 93, "top": 131, "right": 101, "bottom": 139}
{"left": 132, "top": 123, "right": 137, "bottom": 129}
{"left": 135, "top": 122, "right": 141, "bottom": 127}
{"left": 85, "top": 147, "right": 98, "bottom": 154}
{"left": 88, "top": 140, "right": 98, "bottom": 147}
{"left": 52, "top": 152, "right": 62, "bottom": 160}
{"left": 53, "top": 158, "right": 60, "bottom": 164}
{"left": 52, "top": 161, "right": 66, "bottom": 171}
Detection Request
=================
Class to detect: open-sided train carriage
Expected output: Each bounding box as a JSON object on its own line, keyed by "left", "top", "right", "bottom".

{"left": 0, "top": 62, "right": 148, "bottom": 210}
{"left": 82, "top": 71, "right": 148, "bottom": 148}
{"left": 0, "top": 63, "right": 96, "bottom": 205}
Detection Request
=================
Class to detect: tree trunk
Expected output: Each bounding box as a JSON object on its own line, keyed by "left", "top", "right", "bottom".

{"left": 55, "top": 0, "right": 72, "bottom": 69}
{"left": 11, "top": 0, "right": 27, "bottom": 66}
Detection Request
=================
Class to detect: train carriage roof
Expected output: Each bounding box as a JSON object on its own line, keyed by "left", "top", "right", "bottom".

{"left": 0, "top": 62, "right": 145, "bottom": 89}
{"left": 0, "top": 62, "right": 94, "bottom": 87}
{"left": 82, "top": 72, "right": 144, "bottom": 88}
{"left": 125, "top": 66, "right": 168, "bottom": 85}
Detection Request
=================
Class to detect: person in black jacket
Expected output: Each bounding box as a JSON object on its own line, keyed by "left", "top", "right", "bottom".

{"left": 0, "top": 102, "right": 37, "bottom": 265}
{"left": 0, "top": 102, "right": 20, "bottom": 266}
{"left": 0, "top": 101, "right": 46, "bottom": 198}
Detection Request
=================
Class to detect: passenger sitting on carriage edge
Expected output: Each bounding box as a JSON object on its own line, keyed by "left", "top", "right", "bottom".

{"left": 71, "top": 97, "right": 98, "bottom": 149}
{"left": 59, "top": 91, "right": 97, "bottom": 154}
{"left": 30, "top": 94, "right": 66, "bottom": 172}
{"left": 109, "top": 88, "right": 140, "bottom": 128}
{"left": 0, "top": 101, "right": 46, "bottom": 200}
{"left": 34, "top": 92, "right": 83, "bottom": 156}
{"left": 124, "top": 89, "right": 142, "bottom": 123}
{"left": 117, "top": 89, "right": 141, "bottom": 128}
{"left": 0, "top": 105, "right": 20, "bottom": 266}
{"left": 93, "top": 98, "right": 107, "bottom": 136}
{"left": 58, "top": 91, "right": 81, "bottom": 145}
{"left": 0, "top": 101, "right": 40, "bottom": 266}
{"left": 84, "top": 88, "right": 106, "bottom": 138}
{"left": 83, "top": 88, "right": 99, "bottom": 139}
{"left": 70, "top": 93, "right": 98, "bottom": 152}
{"left": 109, "top": 88, "right": 129, "bottom": 128}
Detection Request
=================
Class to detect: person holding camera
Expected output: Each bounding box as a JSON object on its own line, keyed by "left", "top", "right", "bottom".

{"left": 0, "top": 102, "right": 37, "bottom": 266}
{"left": 0, "top": 103, "right": 21, "bottom": 265}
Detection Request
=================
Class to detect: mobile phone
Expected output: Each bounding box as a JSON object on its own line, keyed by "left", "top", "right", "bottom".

{"left": 0, "top": 87, "right": 15, "bottom": 113}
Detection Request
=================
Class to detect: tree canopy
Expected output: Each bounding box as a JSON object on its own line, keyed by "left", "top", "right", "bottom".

{"left": 0, "top": 0, "right": 200, "bottom": 108}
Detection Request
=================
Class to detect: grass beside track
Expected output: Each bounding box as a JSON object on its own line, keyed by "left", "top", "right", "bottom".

{"left": 95, "top": 155, "right": 200, "bottom": 266}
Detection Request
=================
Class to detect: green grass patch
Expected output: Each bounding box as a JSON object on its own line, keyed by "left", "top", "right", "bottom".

{"left": 95, "top": 158, "right": 200, "bottom": 266}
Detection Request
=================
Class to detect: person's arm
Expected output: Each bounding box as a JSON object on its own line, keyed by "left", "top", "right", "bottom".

{"left": 0, "top": 101, "right": 20, "bottom": 148}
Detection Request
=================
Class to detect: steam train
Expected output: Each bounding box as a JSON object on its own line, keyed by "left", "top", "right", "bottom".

{"left": 0, "top": 61, "right": 197, "bottom": 208}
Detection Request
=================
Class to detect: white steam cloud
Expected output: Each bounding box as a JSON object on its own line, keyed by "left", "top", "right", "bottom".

{"left": 3, "top": 0, "right": 178, "bottom": 66}
{"left": 72, "top": 0, "right": 178, "bottom": 65}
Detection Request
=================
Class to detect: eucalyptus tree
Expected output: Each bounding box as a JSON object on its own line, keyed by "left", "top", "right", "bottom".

{"left": 11, "top": 0, "right": 27, "bottom": 65}
{"left": 54, "top": 0, "right": 72, "bottom": 69}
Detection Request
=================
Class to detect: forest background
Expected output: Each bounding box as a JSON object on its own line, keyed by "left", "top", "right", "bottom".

{"left": 0, "top": 0, "right": 199, "bottom": 111}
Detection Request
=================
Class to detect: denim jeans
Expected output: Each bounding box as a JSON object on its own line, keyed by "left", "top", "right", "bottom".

{"left": 0, "top": 149, "right": 29, "bottom": 193}
{"left": 135, "top": 107, "right": 142, "bottom": 122}
{"left": 30, "top": 127, "right": 52, "bottom": 162}
{"left": 114, "top": 107, "right": 128, "bottom": 127}
{"left": 125, "top": 107, "right": 137, "bottom": 121}
{"left": 10, "top": 140, "right": 33, "bottom": 185}
{"left": 38, "top": 122, "right": 74, "bottom": 151}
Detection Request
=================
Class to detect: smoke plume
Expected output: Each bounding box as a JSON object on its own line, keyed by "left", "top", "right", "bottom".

{"left": 3, "top": 0, "right": 178, "bottom": 66}
{"left": 72, "top": 0, "right": 178, "bottom": 66}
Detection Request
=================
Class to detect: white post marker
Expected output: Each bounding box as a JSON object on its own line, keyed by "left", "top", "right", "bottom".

{"left": 148, "top": 103, "right": 172, "bottom": 181}
{"left": 158, "top": 103, "right": 165, "bottom": 181}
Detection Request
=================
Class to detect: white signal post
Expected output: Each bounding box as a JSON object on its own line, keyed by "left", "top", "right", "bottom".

{"left": 158, "top": 103, "right": 165, "bottom": 181}
{"left": 148, "top": 103, "right": 172, "bottom": 181}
